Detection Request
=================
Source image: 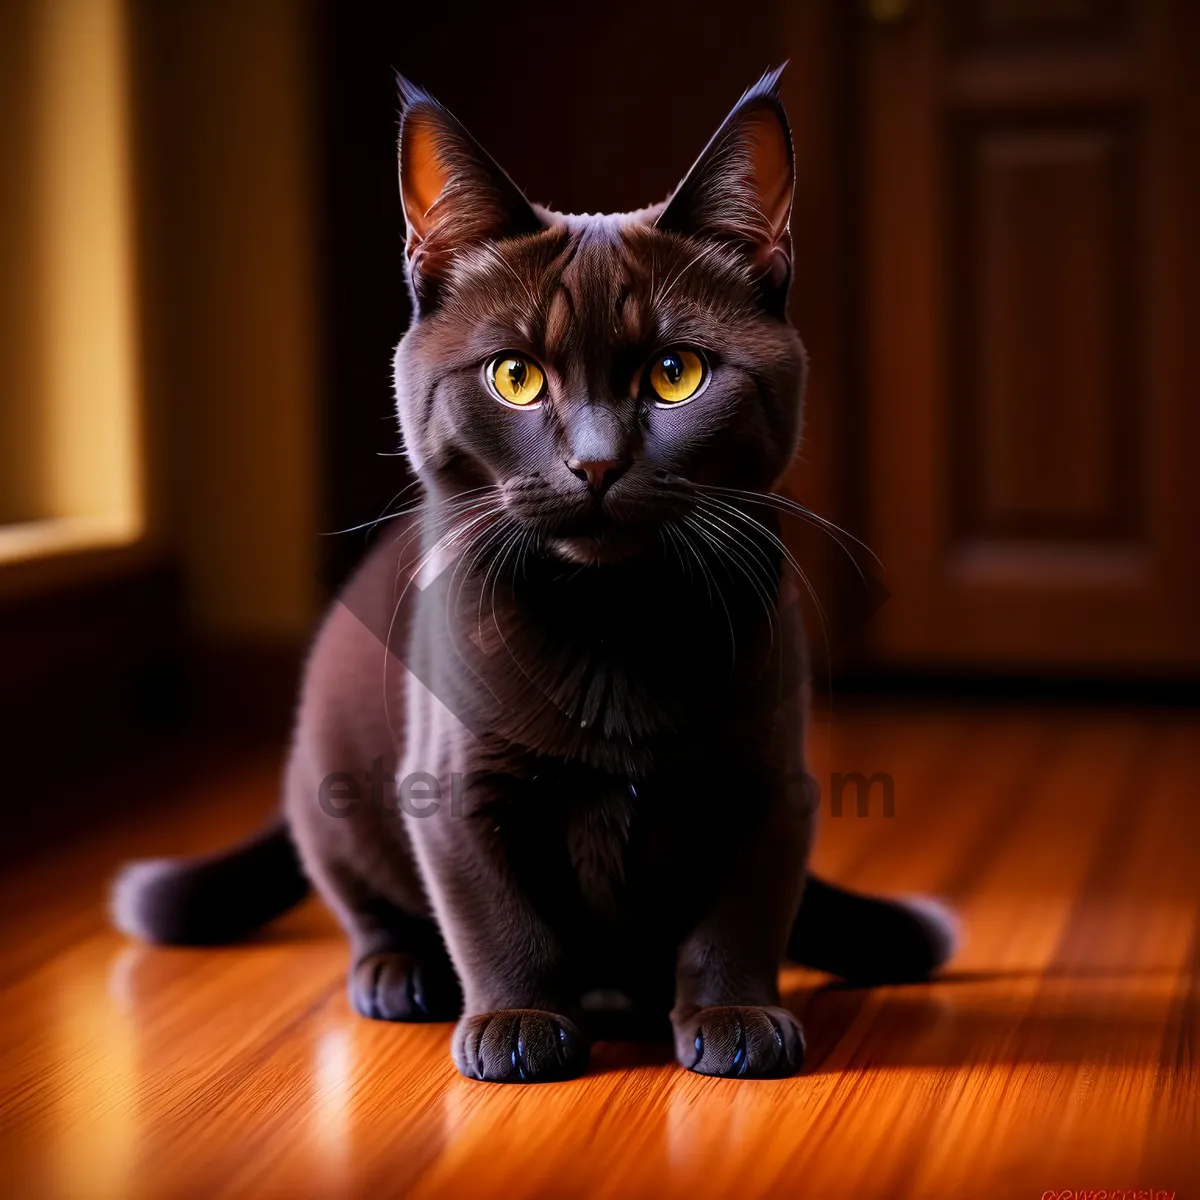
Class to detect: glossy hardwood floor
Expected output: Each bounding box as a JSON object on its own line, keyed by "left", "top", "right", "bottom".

{"left": 1, "top": 702, "right": 1196, "bottom": 1199}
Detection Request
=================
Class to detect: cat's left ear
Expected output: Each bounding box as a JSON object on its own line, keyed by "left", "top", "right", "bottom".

{"left": 397, "top": 77, "right": 542, "bottom": 312}
{"left": 656, "top": 67, "right": 794, "bottom": 312}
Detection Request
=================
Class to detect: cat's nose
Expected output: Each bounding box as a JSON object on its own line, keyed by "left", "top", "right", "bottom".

{"left": 565, "top": 457, "right": 629, "bottom": 494}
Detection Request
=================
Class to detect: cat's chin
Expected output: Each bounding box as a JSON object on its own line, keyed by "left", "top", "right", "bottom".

{"left": 547, "top": 530, "right": 651, "bottom": 565}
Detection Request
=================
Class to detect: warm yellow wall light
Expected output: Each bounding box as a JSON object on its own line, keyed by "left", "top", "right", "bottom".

{"left": 0, "top": 0, "right": 143, "bottom": 563}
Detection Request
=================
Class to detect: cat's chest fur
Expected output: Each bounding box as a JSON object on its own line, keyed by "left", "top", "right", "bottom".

{"left": 441, "top": 564, "right": 780, "bottom": 779}
{"left": 500, "top": 764, "right": 746, "bottom": 935}
{"left": 563, "top": 781, "right": 636, "bottom": 922}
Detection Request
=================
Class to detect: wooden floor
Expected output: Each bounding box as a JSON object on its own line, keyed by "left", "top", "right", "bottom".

{"left": 1, "top": 702, "right": 1197, "bottom": 1199}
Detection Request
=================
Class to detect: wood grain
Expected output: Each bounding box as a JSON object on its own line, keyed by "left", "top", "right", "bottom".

{"left": 0, "top": 704, "right": 1196, "bottom": 1198}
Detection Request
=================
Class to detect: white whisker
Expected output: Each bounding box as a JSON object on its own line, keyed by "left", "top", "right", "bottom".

{"left": 698, "top": 484, "right": 882, "bottom": 577}
{"left": 676, "top": 514, "right": 737, "bottom": 675}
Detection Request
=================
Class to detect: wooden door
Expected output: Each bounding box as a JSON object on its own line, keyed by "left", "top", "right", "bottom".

{"left": 858, "top": 0, "right": 1200, "bottom": 671}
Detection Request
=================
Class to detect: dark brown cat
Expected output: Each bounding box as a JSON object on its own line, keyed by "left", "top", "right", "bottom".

{"left": 112, "top": 70, "right": 956, "bottom": 1083}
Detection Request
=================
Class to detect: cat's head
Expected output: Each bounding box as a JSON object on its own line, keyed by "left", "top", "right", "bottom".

{"left": 393, "top": 69, "right": 807, "bottom": 565}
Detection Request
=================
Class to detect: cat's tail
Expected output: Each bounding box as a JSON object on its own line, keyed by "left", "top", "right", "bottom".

{"left": 787, "top": 874, "right": 959, "bottom": 983}
{"left": 110, "top": 815, "right": 310, "bottom": 945}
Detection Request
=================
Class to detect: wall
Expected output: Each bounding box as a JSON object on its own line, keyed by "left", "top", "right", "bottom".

{"left": 131, "top": 0, "right": 319, "bottom": 644}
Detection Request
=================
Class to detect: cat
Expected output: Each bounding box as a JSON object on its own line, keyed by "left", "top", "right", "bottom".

{"left": 112, "top": 68, "right": 957, "bottom": 1083}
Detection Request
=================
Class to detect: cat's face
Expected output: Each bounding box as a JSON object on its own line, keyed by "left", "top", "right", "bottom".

{"left": 393, "top": 71, "right": 807, "bottom": 564}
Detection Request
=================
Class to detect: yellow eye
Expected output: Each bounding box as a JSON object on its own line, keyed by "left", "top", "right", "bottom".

{"left": 647, "top": 349, "right": 706, "bottom": 404}
{"left": 488, "top": 353, "right": 545, "bottom": 407}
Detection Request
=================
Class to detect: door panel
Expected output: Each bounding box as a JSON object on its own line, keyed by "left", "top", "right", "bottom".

{"left": 951, "top": 117, "right": 1140, "bottom": 541}
{"left": 860, "top": 0, "right": 1200, "bottom": 670}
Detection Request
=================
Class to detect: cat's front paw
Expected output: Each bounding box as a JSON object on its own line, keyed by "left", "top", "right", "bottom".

{"left": 349, "top": 951, "right": 461, "bottom": 1022}
{"left": 453, "top": 1009, "right": 589, "bottom": 1082}
{"left": 674, "top": 1005, "right": 805, "bottom": 1078}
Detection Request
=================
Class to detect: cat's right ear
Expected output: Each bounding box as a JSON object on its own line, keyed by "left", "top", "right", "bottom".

{"left": 397, "top": 77, "right": 542, "bottom": 312}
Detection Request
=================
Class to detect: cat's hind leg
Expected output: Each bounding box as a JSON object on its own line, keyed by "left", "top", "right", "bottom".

{"left": 286, "top": 754, "right": 462, "bottom": 1023}
{"left": 348, "top": 920, "right": 461, "bottom": 1022}
{"left": 320, "top": 858, "right": 462, "bottom": 1023}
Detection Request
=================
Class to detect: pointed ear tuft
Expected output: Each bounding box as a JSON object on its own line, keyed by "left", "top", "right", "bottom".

{"left": 657, "top": 67, "right": 795, "bottom": 311}
{"left": 396, "top": 75, "right": 542, "bottom": 311}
